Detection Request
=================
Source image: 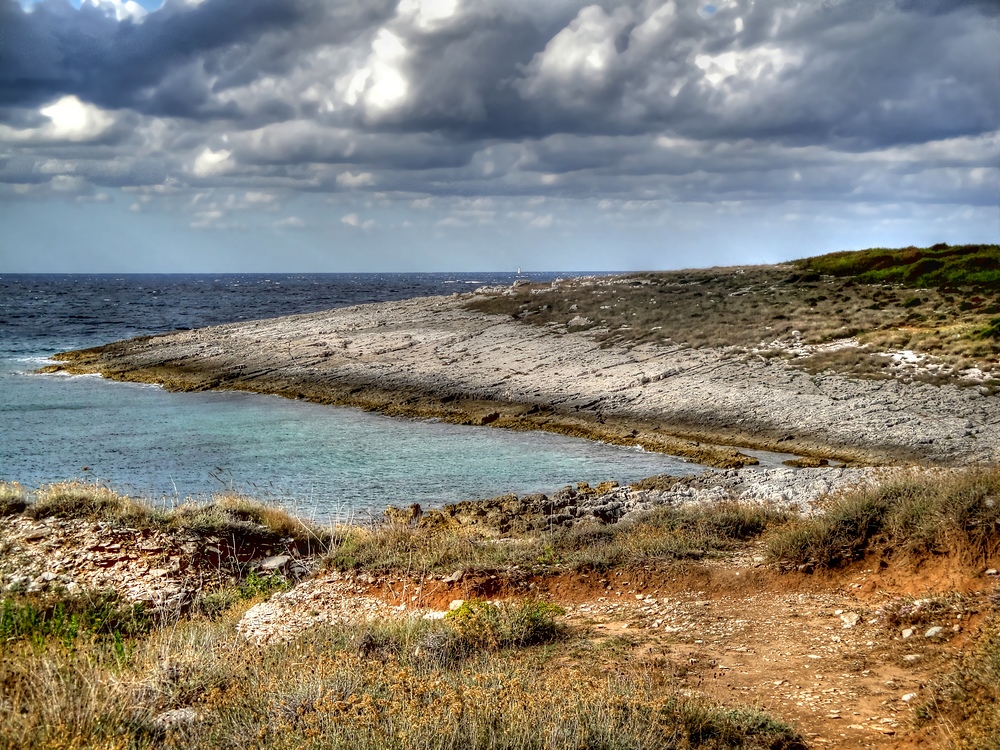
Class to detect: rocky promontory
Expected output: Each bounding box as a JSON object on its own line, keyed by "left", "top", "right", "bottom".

{"left": 44, "top": 282, "right": 999, "bottom": 468}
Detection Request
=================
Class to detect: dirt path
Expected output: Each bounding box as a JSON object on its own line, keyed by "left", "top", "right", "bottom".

{"left": 237, "top": 555, "right": 996, "bottom": 749}
{"left": 4, "top": 509, "right": 993, "bottom": 748}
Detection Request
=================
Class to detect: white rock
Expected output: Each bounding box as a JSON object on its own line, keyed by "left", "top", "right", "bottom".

{"left": 259, "top": 555, "right": 291, "bottom": 571}
{"left": 443, "top": 570, "right": 464, "bottom": 584}
{"left": 840, "top": 613, "right": 860, "bottom": 629}
{"left": 924, "top": 626, "right": 944, "bottom": 638}
{"left": 154, "top": 708, "right": 200, "bottom": 728}
{"left": 448, "top": 599, "right": 465, "bottom": 611}
{"left": 901, "top": 628, "right": 914, "bottom": 639}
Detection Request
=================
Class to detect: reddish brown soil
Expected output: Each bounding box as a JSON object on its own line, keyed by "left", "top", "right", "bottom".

{"left": 371, "top": 554, "right": 998, "bottom": 750}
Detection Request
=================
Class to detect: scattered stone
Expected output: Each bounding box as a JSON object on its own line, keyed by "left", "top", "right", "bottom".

{"left": 443, "top": 569, "right": 465, "bottom": 584}
{"left": 840, "top": 613, "right": 860, "bottom": 629}
{"left": 449, "top": 599, "right": 465, "bottom": 611}
{"left": 901, "top": 693, "right": 918, "bottom": 703}
{"left": 924, "top": 626, "right": 944, "bottom": 639}
{"left": 259, "top": 555, "right": 291, "bottom": 571}
{"left": 153, "top": 708, "right": 200, "bottom": 728}
{"left": 901, "top": 628, "right": 914, "bottom": 639}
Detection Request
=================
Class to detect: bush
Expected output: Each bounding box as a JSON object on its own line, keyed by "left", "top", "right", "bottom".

{"left": 445, "top": 598, "right": 565, "bottom": 651}
{"left": 0, "top": 481, "right": 29, "bottom": 516}
{"left": 766, "top": 469, "right": 1000, "bottom": 569}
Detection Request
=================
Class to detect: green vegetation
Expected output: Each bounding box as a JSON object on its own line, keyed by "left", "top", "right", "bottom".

{"left": 195, "top": 569, "right": 291, "bottom": 620}
{"left": 0, "top": 590, "right": 151, "bottom": 646}
{"left": 793, "top": 243, "right": 1000, "bottom": 288}
{"left": 445, "top": 599, "right": 565, "bottom": 650}
{"left": 4, "top": 466, "right": 1000, "bottom": 748}
{"left": 466, "top": 244, "right": 1000, "bottom": 386}
{"left": 765, "top": 468, "right": 1000, "bottom": 570}
{"left": 0, "top": 591, "right": 801, "bottom": 750}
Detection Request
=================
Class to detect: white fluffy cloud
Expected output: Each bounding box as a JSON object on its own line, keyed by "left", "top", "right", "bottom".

{"left": 0, "top": 96, "right": 116, "bottom": 144}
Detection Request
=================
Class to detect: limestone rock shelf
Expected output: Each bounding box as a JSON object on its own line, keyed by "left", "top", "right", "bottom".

{"left": 45, "top": 293, "right": 999, "bottom": 468}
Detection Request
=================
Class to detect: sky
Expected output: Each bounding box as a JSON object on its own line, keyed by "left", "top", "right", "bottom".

{"left": 0, "top": 0, "right": 997, "bottom": 273}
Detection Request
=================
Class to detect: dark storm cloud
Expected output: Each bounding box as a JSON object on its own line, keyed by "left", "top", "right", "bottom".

{"left": 0, "top": 0, "right": 996, "bottom": 208}
{"left": 0, "top": 0, "right": 338, "bottom": 114}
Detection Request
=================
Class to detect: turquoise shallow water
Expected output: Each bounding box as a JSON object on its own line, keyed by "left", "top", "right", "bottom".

{"left": 5, "top": 366, "right": 695, "bottom": 521}
{"left": 1, "top": 273, "right": 700, "bottom": 521}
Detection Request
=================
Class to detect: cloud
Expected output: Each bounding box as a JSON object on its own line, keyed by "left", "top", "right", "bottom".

{"left": 341, "top": 212, "right": 374, "bottom": 229}
{"left": 336, "top": 170, "right": 375, "bottom": 188}
{"left": 273, "top": 214, "right": 304, "bottom": 229}
{"left": 0, "top": 0, "right": 995, "bottom": 217}
{"left": 191, "top": 147, "right": 233, "bottom": 177}
{"left": 0, "top": 95, "right": 116, "bottom": 143}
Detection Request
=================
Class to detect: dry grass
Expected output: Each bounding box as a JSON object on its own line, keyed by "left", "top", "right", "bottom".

{"left": 167, "top": 494, "right": 326, "bottom": 545}
{"left": 765, "top": 468, "right": 1000, "bottom": 570}
{"left": 13, "top": 481, "right": 329, "bottom": 546}
{"left": 0, "top": 481, "right": 29, "bottom": 516}
{"left": 466, "top": 245, "right": 1000, "bottom": 386}
{"left": 0, "top": 598, "right": 803, "bottom": 750}
{"left": 917, "top": 612, "right": 1000, "bottom": 749}
{"left": 25, "top": 481, "right": 164, "bottom": 526}
{"left": 324, "top": 501, "right": 789, "bottom": 575}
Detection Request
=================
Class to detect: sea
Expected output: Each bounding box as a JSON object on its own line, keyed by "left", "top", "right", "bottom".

{"left": 1, "top": 273, "right": 709, "bottom": 521}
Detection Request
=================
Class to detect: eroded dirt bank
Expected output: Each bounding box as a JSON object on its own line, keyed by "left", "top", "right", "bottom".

{"left": 45, "top": 291, "right": 999, "bottom": 468}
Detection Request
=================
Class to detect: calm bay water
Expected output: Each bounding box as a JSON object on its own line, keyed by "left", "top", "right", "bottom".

{"left": 0, "top": 273, "right": 701, "bottom": 520}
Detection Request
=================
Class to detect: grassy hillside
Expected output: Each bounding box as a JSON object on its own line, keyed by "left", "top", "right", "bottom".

{"left": 467, "top": 244, "right": 1000, "bottom": 387}
{"left": 793, "top": 243, "right": 1000, "bottom": 289}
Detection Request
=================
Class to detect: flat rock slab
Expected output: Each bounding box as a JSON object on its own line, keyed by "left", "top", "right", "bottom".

{"left": 52, "top": 294, "right": 1000, "bottom": 466}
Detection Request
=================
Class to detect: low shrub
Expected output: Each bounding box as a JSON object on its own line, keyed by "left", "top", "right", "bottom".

{"left": 766, "top": 468, "right": 1000, "bottom": 569}
{"left": 445, "top": 598, "right": 565, "bottom": 650}
{"left": 24, "top": 481, "right": 159, "bottom": 526}
{"left": 0, "top": 481, "right": 29, "bottom": 516}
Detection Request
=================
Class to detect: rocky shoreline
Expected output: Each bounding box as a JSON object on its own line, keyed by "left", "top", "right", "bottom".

{"left": 0, "top": 465, "right": 909, "bottom": 609}
{"left": 43, "top": 286, "right": 1000, "bottom": 468}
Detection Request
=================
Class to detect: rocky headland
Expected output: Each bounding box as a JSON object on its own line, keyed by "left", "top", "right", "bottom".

{"left": 43, "top": 278, "right": 999, "bottom": 469}
{"left": 8, "top": 249, "right": 1000, "bottom": 749}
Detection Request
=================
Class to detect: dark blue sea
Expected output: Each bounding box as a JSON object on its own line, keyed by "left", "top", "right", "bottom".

{"left": 0, "top": 273, "right": 706, "bottom": 520}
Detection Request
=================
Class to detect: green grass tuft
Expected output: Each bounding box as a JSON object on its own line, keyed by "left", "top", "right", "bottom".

{"left": 0, "top": 590, "right": 151, "bottom": 646}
